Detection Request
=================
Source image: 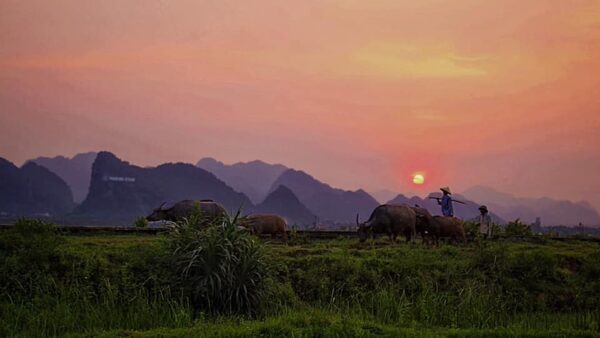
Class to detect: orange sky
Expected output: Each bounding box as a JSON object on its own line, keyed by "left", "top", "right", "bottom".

{"left": 1, "top": 0, "right": 599, "bottom": 209}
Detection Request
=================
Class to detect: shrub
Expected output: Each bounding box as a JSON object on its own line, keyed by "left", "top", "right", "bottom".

{"left": 134, "top": 216, "right": 149, "bottom": 228}
{"left": 168, "top": 213, "right": 272, "bottom": 315}
{"left": 504, "top": 219, "right": 533, "bottom": 237}
{"left": 463, "top": 221, "right": 482, "bottom": 241}
{"left": 0, "top": 219, "right": 64, "bottom": 297}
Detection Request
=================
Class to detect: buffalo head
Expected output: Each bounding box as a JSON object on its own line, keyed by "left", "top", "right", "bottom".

{"left": 356, "top": 213, "right": 371, "bottom": 243}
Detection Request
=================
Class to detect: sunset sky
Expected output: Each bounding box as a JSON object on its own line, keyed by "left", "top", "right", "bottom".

{"left": 1, "top": 1, "right": 599, "bottom": 209}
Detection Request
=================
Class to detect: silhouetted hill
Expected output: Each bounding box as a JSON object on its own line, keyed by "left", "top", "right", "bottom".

{"left": 462, "top": 186, "right": 600, "bottom": 226}
{"left": 461, "top": 186, "right": 515, "bottom": 207}
{"left": 0, "top": 157, "right": 74, "bottom": 217}
{"left": 387, "top": 192, "right": 506, "bottom": 224}
{"left": 29, "top": 152, "right": 97, "bottom": 203}
{"left": 196, "top": 157, "right": 288, "bottom": 203}
{"left": 74, "top": 152, "right": 252, "bottom": 224}
{"left": 253, "top": 185, "right": 316, "bottom": 227}
{"left": 370, "top": 189, "right": 399, "bottom": 204}
{"left": 269, "top": 169, "right": 379, "bottom": 223}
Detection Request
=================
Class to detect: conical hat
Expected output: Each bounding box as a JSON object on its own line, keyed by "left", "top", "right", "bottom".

{"left": 440, "top": 187, "right": 451, "bottom": 194}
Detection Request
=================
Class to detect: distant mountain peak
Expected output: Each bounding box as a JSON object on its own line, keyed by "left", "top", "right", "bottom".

{"left": 74, "top": 152, "right": 252, "bottom": 224}
{"left": 0, "top": 156, "right": 74, "bottom": 217}
{"left": 254, "top": 184, "right": 316, "bottom": 227}
{"left": 197, "top": 157, "right": 289, "bottom": 204}
{"left": 29, "top": 151, "right": 98, "bottom": 203}
{"left": 270, "top": 168, "right": 378, "bottom": 223}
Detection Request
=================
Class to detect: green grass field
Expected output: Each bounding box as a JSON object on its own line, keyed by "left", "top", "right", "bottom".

{"left": 1, "top": 221, "right": 600, "bottom": 337}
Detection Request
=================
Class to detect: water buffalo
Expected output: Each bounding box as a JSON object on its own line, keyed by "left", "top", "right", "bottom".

{"left": 411, "top": 208, "right": 466, "bottom": 245}
{"left": 411, "top": 205, "right": 436, "bottom": 244}
{"left": 433, "top": 216, "right": 466, "bottom": 244}
{"left": 242, "top": 214, "right": 288, "bottom": 242}
{"left": 146, "top": 199, "right": 227, "bottom": 223}
{"left": 357, "top": 204, "right": 417, "bottom": 243}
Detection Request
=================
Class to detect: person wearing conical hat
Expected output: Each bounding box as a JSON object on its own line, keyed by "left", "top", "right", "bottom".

{"left": 477, "top": 205, "right": 493, "bottom": 239}
{"left": 438, "top": 187, "right": 454, "bottom": 217}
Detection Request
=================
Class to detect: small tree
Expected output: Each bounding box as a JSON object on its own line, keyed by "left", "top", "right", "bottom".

{"left": 134, "top": 216, "right": 148, "bottom": 228}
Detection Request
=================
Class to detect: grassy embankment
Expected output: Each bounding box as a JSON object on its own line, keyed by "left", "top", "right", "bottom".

{"left": 1, "top": 220, "right": 599, "bottom": 337}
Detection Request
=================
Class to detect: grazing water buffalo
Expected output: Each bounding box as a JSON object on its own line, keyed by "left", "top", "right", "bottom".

{"left": 242, "top": 214, "right": 288, "bottom": 242}
{"left": 432, "top": 216, "right": 466, "bottom": 244}
{"left": 146, "top": 199, "right": 227, "bottom": 223}
{"left": 411, "top": 205, "right": 436, "bottom": 244}
{"left": 357, "top": 204, "right": 417, "bottom": 243}
{"left": 411, "top": 207, "right": 466, "bottom": 245}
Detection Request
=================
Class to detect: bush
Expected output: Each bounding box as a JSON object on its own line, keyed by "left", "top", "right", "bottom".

{"left": 504, "top": 219, "right": 533, "bottom": 237}
{"left": 0, "top": 219, "right": 64, "bottom": 297}
{"left": 134, "top": 216, "right": 149, "bottom": 228}
{"left": 463, "top": 221, "right": 482, "bottom": 241}
{"left": 168, "top": 213, "right": 272, "bottom": 315}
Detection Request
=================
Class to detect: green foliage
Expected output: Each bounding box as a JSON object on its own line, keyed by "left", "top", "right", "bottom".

{"left": 0, "top": 219, "right": 64, "bottom": 297}
{"left": 66, "top": 309, "right": 600, "bottom": 337}
{"left": 463, "top": 221, "right": 482, "bottom": 241}
{"left": 168, "top": 213, "right": 272, "bottom": 315}
{"left": 492, "top": 223, "right": 504, "bottom": 237}
{"left": 2, "top": 223, "right": 600, "bottom": 336}
{"left": 1, "top": 288, "right": 193, "bottom": 337}
{"left": 134, "top": 216, "right": 149, "bottom": 228}
{"left": 504, "top": 219, "right": 533, "bottom": 237}
{"left": 181, "top": 201, "right": 226, "bottom": 230}
{"left": 0, "top": 221, "right": 190, "bottom": 337}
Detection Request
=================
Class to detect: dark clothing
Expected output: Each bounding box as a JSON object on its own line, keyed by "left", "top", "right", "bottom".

{"left": 441, "top": 194, "right": 454, "bottom": 217}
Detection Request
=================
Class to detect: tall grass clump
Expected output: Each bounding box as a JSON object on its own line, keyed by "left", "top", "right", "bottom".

{"left": 168, "top": 211, "right": 273, "bottom": 316}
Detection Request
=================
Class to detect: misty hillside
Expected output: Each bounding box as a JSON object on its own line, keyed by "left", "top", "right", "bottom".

{"left": 197, "top": 158, "right": 288, "bottom": 204}
{"left": 74, "top": 152, "right": 252, "bottom": 224}
{"left": 269, "top": 169, "right": 379, "bottom": 223}
{"left": 387, "top": 193, "right": 506, "bottom": 224}
{"left": 29, "top": 152, "right": 97, "bottom": 203}
{"left": 462, "top": 186, "right": 600, "bottom": 226}
{"left": 253, "top": 185, "right": 316, "bottom": 227}
{"left": 0, "top": 157, "right": 74, "bottom": 217}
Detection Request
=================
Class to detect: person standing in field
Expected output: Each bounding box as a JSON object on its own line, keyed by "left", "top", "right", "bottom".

{"left": 477, "top": 205, "right": 493, "bottom": 239}
{"left": 438, "top": 187, "right": 454, "bottom": 217}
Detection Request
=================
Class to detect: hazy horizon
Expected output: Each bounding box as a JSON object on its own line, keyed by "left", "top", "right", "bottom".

{"left": 4, "top": 149, "right": 597, "bottom": 212}
{"left": 1, "top": 1, "right": 599, "bottom": 210}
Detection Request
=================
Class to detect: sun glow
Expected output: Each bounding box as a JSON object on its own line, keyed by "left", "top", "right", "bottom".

{"left": 413, "top": 174, "right": 425, "bottom": 185}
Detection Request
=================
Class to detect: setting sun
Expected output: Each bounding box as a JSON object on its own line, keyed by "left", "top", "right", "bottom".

{"left": 413, "top": 174, "right": 425, "bottom": 185}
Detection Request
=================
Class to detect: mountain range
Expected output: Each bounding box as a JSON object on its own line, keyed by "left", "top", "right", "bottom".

{"left": 0, "top": 157, "right": 74, "bottom": 217}
{"left": 461, "top": 186, "right": 600, "bottom": 226}
{"left": 196, "top": 158, "right": 287, "bottom": 204}
{"left": 73, "top": 152, "right": 252, "bottom": 224}
{"left": 196, "top": 159, "right": 382, "bottom": 225}
{"left": 268, "top": 169, "right": 380, "bottom": 223}
{"left": 387, "top": 193, "right": 506, "bottom": 224}
{"left": 29, "top": 152, "right": 97, "bottom": 203}
{"left": 1, "top": 151, "right": 598, "bottom": 227}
